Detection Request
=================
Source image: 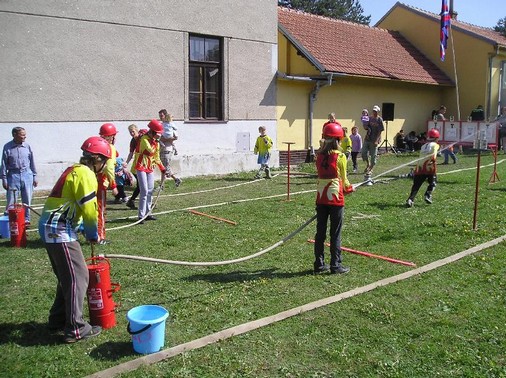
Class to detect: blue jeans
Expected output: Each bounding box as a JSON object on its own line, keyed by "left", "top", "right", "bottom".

{"left": 443, "top": 149, "right": 457, "bottom": 164}
{"left": 5, "top": 171, "right": 34, "bottom": 222}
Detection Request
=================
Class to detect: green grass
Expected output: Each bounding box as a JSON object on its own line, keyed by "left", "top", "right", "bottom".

{"left": 1, "top": 151, "right": 505, "bottom": 377}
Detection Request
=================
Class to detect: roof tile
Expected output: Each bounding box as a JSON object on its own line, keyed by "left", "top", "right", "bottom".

{"left": 278, "top": 7, "right": 453, "bottom": 86}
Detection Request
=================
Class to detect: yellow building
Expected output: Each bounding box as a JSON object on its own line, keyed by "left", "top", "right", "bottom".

{"left": 378, "top": 2, "right": 506, "bottom": 123}
{"left": 277, "top": 4, "right": 506, "bottom": 162}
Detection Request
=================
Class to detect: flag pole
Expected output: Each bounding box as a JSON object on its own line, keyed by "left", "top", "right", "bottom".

{"left": 449, "top": 9, "right": 461, "bottom": 120}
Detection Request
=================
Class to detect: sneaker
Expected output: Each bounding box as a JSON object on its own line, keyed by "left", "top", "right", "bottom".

{"left": 126, "top": 200, "right": 137, "bottom": 209}
{"left": 174, "top": 178, "right": 182, "bottom": 188}
{"left": 114, "top": 198, "right": 122, "bottom": 204}
{"left": 254, "top": 175, "right": 261, "bottom": 179}
{"left": 353, "top": 168, "right": 357, "bottom": 173}
{"left": 64, "top": 325, "right": 102, "bottom": 344}
{"left": 120, "top": 196, "right": 130, "bottom": 203}
{"left": 313, "top": 264, "right": 330, "bottom": 274}
{"left": 406, "top": 199, "right": 413, "bottom": 208}
{"left": 331, "top": 265, "right": 350, "bottom": 274}
{"left": 146, "top": 215, "right": 157, "bottom": 221}
{"left": 98, "top": 239, "right": 109, "bottom": 245}
{"left": 424, "top": 195, "right": 433, "bottom": 204}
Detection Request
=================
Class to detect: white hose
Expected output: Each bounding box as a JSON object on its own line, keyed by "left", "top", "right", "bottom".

{"left": 104, "top": 214, "right": 317, "bottom": 266}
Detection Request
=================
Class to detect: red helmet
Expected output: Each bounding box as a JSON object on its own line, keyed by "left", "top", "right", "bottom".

{"left": 428, "top": 128, "right": 440, "bottom": 139}
{"left": 99, "top": 123, "right": 118, "bottom": 137}
{"left": 148, "top": 119, "right": 164, "bottom": 134}
{"left": 322, "top": 122, "right": 344, "bottom": 139}
{"left": 81, "top": 136, "right": 113, "bottom": 159}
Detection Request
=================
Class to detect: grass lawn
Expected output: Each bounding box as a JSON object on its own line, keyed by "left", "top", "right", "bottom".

{"left": 0, "top": 150, "right": 505, "bottom": 377}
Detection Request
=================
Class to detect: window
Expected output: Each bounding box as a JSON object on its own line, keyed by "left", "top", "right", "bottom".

{"left": 189, "top": 35, "right": 222, "bottom": 120}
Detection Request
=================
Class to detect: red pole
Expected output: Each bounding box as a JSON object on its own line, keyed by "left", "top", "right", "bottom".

{"left": 283, "top": 142, "right": 295, "bottom": 201}
{"left": 472, "top": 148, "right": 481, "bottom": 231}
{"left": 489, "top": 145, "right": 500, "bottom": 183}
{"left": 307, "top": 239, "right": 416, "bottom": 267}
{"left": 189, "top": 209, "right": 237, "bottom": 225}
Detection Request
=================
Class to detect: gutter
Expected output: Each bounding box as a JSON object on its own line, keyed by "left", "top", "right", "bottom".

{"left": 308, "top": 73, "right": 334, "bottom": 158}
{"left": 277, "top": 71, "right": 339, "bottom": 160}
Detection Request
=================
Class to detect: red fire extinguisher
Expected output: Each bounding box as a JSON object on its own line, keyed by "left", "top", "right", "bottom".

{"left": 86, "top": 250, "right": 120, "bottom": 329}
{"left": 8, "top": 190, "right": 27, "bottom": 248}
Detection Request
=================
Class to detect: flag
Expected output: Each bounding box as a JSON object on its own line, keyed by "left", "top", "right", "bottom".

{"left": 440, "top": 0, "right": 451, "bottom": 61}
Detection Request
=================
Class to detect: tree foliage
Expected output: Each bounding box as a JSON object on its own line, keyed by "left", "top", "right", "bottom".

{"left": 278, "top": 0, "right": 371, "bottom": 25}
{"left": 494, "top": 17, "right": 506, "bottom": 36}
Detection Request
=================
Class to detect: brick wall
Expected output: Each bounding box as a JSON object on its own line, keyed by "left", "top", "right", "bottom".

{"left": 279, "top": 149, "right": 313, "bottom": 166}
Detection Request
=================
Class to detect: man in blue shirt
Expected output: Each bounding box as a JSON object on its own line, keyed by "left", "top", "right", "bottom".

{"left": 1, "top": 127, "right": 38, "bottom": 224}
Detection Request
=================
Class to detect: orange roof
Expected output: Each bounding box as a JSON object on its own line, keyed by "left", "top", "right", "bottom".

{"left": 382, "top": 2, "right": 506, "bottom": 47}
{"left": 278, "top": 6, "right": 453, "bottom": 86}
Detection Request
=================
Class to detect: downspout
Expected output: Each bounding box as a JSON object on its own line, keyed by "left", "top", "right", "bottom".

{"left": 486, "top": 45, "right": 500, "bottom": 119}
{"left": 308, "top": 73, "right": 333, "bottom": 159}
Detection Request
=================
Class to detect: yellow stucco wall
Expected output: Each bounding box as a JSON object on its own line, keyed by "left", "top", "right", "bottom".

{"left": 278, "top": 31, "right": 321, "bottom": 75}
{"left": 277, "top": 33, "right": 445, "bottom": 151}
{"left": 378, "top": 7, "right": 506, "bottom": 119}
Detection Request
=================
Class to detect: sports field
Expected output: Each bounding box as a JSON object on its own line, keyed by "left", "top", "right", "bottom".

{"left": 0, "top": 151, "right": 505, "bottom": 377}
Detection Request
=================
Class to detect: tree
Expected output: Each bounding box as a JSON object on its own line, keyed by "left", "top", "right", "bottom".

{"left": 494, "top": 17, "right": 506, "bottom": 36}
{"left": 278, "top": 0, "right": 371, "bottom": 25}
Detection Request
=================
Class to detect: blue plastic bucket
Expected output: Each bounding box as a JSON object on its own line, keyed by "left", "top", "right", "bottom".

{"left": 126, "top": 305, "right": 169, "bottom": 354}
{"left": 0, "top": 216, "right": 9, "bottom": 239}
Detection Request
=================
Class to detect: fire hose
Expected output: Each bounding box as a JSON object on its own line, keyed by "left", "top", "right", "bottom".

{"left": 103, "top": 213, "right": 317, "bottom": 266}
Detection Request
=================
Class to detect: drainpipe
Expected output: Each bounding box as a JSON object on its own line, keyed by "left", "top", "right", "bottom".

{"left": 308, "top": 73, "right": 334, "bottom": 160}
{"left": 487, "top": 46, "right": 499, "bottom": 118}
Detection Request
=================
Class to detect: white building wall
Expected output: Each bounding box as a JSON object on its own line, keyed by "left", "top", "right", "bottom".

{"left": 0, "top": 1, "right": 277, "bottom": 190}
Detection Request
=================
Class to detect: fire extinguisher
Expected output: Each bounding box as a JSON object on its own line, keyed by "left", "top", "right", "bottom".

{"left": 8, "top": 189, "right": 27, "bottom": 248}
{"left": 86, "top": 245, "right": 120, "bottom": 329}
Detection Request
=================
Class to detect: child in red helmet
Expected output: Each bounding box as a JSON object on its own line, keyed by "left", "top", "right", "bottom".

{"left": 134, "top": 119, "right": 166, "bottom": 223}
{"left": 313, "top": 121, "right": 354, "bottom": 275}
{"left": 38, "top": 136, "right": 111, "bottom": 343}
{"left": 406, "top": 128, "right": 440, "bottom": 207}
{"left": 97, "top": 123, "right": 119, "bottom": 244}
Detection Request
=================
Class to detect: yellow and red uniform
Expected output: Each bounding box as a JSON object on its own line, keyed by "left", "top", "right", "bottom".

{"left": 96, "top": 144, "right": 117, "bottom": 241}
{"left": 38, "top": 164, "right": 98, "bottom": 243}
{"left": 316, "top": 149, "right": 353, "bottom": 206}
{"left": 134, "top": 134, "right": 165, "bottom": 174}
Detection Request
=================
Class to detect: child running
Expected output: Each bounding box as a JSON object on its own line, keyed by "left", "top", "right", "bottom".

{"left": 406, "top": 128, "right": 440, "bottom": 207}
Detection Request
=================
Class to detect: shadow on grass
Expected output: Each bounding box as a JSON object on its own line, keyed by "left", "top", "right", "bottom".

{"left": 0, "top": 238, "right": 45, "bottom": 249}
{"left": 89, "top": 341, "right": 136, "bottom": 360}
{"left": 368, "top": 201, "right": 407, "bottom": 210}
{"left": 0, "top": 321, "right": 62, "bottom": 346}
{"left": 489, "top": 187, "right": 506, "bottom": 192}
{"left": 185, "top": 268, "right": 311, "bottom": 284}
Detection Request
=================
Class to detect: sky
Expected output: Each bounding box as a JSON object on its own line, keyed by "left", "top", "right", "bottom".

{"left": 360, "top": 0, "right": 503, "bottom": 28}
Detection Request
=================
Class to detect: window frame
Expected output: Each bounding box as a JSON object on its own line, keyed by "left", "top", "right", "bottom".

{"left": 188, "top": 34, "right": 223, "bottom": 121}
